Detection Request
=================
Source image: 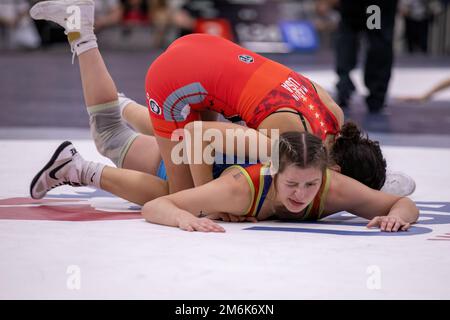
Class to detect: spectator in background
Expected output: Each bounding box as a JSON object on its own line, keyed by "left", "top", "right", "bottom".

{"left": 313, "top": 0, "right": 340, "bottom": 49}
{"left": 95, "top": 0, "right": 123, "bottom": 32}
{"left": 148, "top": 0, "right": 171, "bottom": 48}
{"left": 399, "top": 0, "right": 442, "bottom": 54}
{"left": 313, "top": 0, "right": 339, "bottom": 33}
{"left": 0, "top": 0, "right": 41, "bottom": 50}
{"left": 171, "top": 3, "right": 196, "bottom": 37}
{"left": 122, "top": 0, "right": 150, "bottom": 26}
{"left": 122, "top": 0, "right": 169, "bottom": 48}
{"left": 334, "top": 0, "right": 398, "bottom": 114}
{"left": 170, "top": 0, "right": 220, "bottom": 38}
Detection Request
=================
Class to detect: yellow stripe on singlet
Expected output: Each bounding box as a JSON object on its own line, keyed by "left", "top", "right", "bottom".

{"left": 317, "top": 169, "right": 331, "bottom": 220}
{"left": 249, "top": 164, "right": 271, "bottom": 217}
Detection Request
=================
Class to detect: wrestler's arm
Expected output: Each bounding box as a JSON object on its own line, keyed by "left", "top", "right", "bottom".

{"left": 141, "top": 168, "right": 252, "bottom": 232}
{"left": 184, "top": 120, "right": 273, "bottom": 187}
{"left": 185, "top": 121, "right": 273, "bottom": 160}
{"left": 399, "top": 77, "right": 450, "bottom": 102}
{"left": 323, "top": 170, "right": 419, "bottom": 232}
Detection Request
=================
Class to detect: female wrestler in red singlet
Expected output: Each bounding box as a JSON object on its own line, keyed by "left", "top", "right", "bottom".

{"left": 145, "top": 34, "right": 385, "bottom": 193}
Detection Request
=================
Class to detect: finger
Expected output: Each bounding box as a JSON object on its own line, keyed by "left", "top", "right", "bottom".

{"left": 229, "top": 215, "right": 240, "bottom": 222}
{"left": 392, "top": 221, "right": 402, "bottom": 232}
{"left": 401, "top": 223, "right": 411, "bottom": 231}
{"left": 214, "top": 223, "right": 226, "bottom": 232}
{"left": 246, "top": 217, "right": 258, "bottom": 223}
{"left": 386, "top": 219, "right": 396, "bottom": 232}
{"left": 367, "top": 217, "right": 380, "bottom": 228}
{"left": 213, "top": 225, "right": 226, "bottom": 232}
{"left": 202, "top": 219, "right": 219, "bottom": 227}
{"left": 202, "top": 220, "right": 224, "bottom": 232}
{"left": 205, "top": 221, "right": 225, "bottom": 232}
{"left": 193, "top": 223, "right": 210, "bottom": 232}
{"left": 185, "top": 225, "right": 194, "bottom": 232}
{"left": 380, "top": 218, "right": 388, "bottom": 231}
{"left": 208, "top": 224, "right": 222, "bottom": 232}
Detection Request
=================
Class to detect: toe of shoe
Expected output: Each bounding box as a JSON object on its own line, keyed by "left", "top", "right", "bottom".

{"left": 29, "top": 6, "right": 42, "bottom": 19}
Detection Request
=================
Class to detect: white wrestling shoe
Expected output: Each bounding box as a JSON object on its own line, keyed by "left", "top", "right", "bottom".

{"left": 30, "top": 0, "right": 97, "bottom": 62}
{"left": 381, "top": 171, "right": 416, "bottom": 197}
{"left": 30, "top": 141, "right": 86, "bottom": 199}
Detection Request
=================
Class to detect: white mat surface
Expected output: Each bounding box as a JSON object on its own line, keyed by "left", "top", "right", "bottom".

{"left": 0, "top": 140, "right": 449, "bottom": 299}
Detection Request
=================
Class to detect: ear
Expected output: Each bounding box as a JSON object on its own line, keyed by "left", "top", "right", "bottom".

{"left": 329, "top": 164, "right": 341, "bottom": 172}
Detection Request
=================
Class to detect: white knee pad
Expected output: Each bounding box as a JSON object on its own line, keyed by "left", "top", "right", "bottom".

{"left": 87, "top": 100, "right": 139, "bottom": 168}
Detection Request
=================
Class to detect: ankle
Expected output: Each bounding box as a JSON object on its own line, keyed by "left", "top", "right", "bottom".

{"left": 81, "top": 161, "right": 106, "bottom": 188}
{"left": 70, "top": 33, "right": 98, "bottom": 63}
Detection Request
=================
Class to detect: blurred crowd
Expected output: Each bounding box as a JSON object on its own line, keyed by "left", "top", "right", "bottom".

{"left": 0, "top": 0, "right": 173, "bottom": 50}
{"left": 0, "top": 0, "right": 448, "bottom": 54}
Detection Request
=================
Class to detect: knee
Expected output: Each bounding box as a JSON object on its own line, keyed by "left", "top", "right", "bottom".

{"left": 87, "top": 102, "right": 139, "bottom": 167}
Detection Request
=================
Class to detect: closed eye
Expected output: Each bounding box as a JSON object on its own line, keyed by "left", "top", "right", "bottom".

{"left": 286, "top": 182, "right": 298, "bottom": 187}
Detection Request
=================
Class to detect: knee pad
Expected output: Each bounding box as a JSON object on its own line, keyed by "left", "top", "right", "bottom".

{"left": 87, "top": 100, "right": 139, "bottom": 168}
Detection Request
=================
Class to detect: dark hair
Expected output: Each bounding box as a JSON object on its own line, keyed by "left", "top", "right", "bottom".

{"left": 330, "top": 121, "right": 386, "bottom": 190}
{"left": 273, "top": 131, "right": 329, "bottom": 182}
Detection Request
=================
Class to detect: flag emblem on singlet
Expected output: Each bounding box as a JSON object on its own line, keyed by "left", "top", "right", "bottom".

{"left": 149, "top": 99, "right": 161, "bottom": 115}
{"left": 238, "top": 54, "right": 254, "bottom": 64}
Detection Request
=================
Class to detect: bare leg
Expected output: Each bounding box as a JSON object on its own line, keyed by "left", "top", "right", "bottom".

{"left": 76, "top": 49, "right": 161, "bottom": 174}
{"left": 29, "top": 140, "right": 167, "bottom": 203}
{"left": 122, "top": 101, "right": 155, "bottom": 136}
{"left": 122, "top": 134, "right": 162, "bottom": 175}
{"left": 100, "top": 166, "right": 168, "bottom": 205}
{"left": 156, "top": 136, "right": 194, "bottom": 193}
{"left": 28, "top": 0, "right": 167, "bottom": 201}
{"left": 78, "top": 49, "right": 117, "bottom": 106}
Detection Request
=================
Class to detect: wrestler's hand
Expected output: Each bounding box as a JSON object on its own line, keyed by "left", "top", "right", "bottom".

{"left": 366, "top": 216, "right": 411, "bottom": 232}
{"left": 178, "top": 215, "right": 225, "bottom": 233}
{"left": 205, "top": 212, "right": 258, "bottom": 223}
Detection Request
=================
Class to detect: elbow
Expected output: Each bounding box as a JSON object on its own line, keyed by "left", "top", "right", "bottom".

{"left": 412, "top": 203, "right": 420, "bottom": 224}
{"left": 403, "top": 197, "right": 420, "bottom": 223}
{"left": 141, "top": 198, "right": 164, "bottom": 223}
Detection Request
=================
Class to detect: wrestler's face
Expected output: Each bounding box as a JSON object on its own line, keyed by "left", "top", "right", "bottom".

{"left": 276, "top": 164, "right": 323, "bottom": 213}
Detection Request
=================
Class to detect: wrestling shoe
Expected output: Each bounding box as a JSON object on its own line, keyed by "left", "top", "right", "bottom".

{"left": 30, "top": 0, "right": 97, "bottom": 61}
{"left": 381, "top": 171, "right": 416, "bottom": 197}
{"left": 30, "top": 141, "right": 86, "bottom": 199}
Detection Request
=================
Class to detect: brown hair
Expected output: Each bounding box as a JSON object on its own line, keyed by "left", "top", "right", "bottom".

{"left": 273, "top": 131, "right": 329, "bottom": 188}
{"left": 330, "top": 121, "right": 386, "bottom": 190}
